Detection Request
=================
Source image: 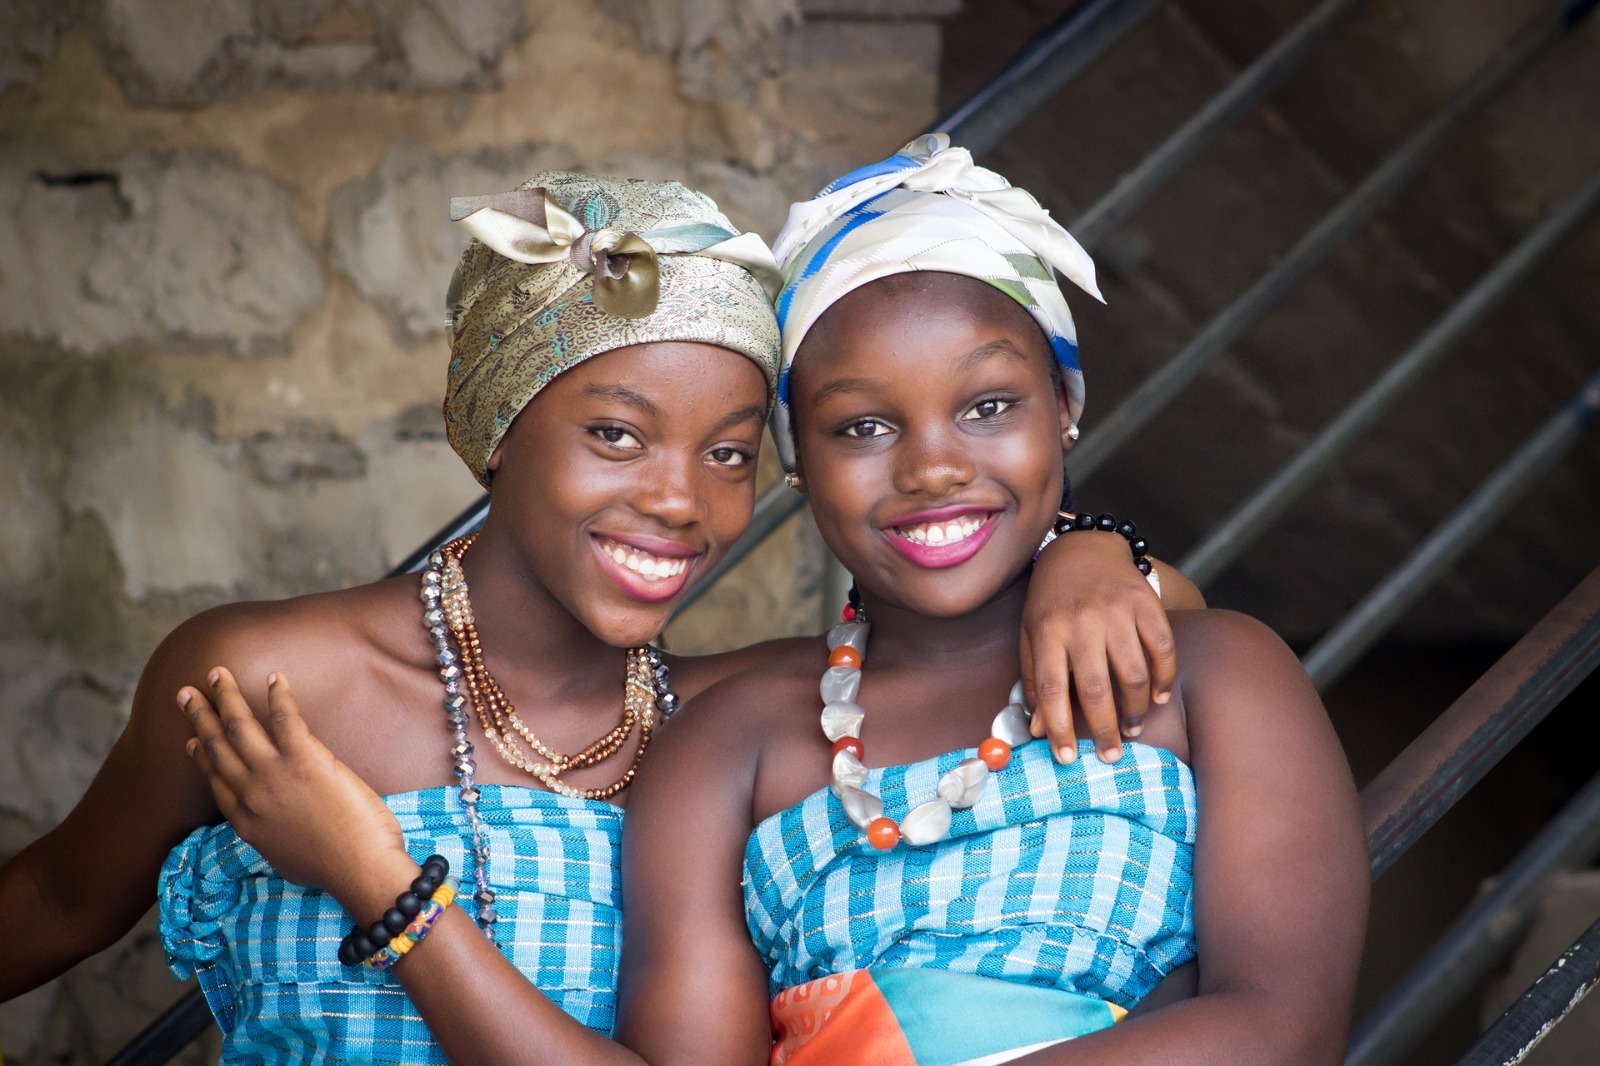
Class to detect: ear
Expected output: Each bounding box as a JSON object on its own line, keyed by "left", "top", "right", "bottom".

{"left": 1055, "top": 377, "right": 1076, "bottom": 454}
{"left": 486, "top": 442, "right": 505, "bottom": 475}
{"left": 788, "top": 456, "right": 810, "bottom": 496}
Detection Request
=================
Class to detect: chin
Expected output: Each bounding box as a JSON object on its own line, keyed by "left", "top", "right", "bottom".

{"left": 582, "top": 604, "right": 674, "bottom": 649}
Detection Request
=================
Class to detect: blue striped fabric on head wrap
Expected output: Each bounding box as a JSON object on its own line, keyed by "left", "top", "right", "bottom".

{"left": 771, "top": 134, "right": 1104, "bottom": 472}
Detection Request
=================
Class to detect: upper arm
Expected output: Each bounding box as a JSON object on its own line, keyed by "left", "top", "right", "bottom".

{"left": 1148, "top": 558, "right": 1204, "bottom": 610}
{"left": 1179, "top": 611, "right": 1367, "bottom": 1049}
{"left": 0, "top": 610, "right": 247, "bottom": 993}
{"left": 617, "top": 683, "right": 771, "bottom": 1066}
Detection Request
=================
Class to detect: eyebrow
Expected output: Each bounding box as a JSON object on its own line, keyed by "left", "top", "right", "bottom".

{"left": 955, "top": 338, "right": 1032, "bottom": 374}
{"left": 713, "top": 404, "right": 768, "bottom": 432}
{"left": 584, "top": 383, "right": 662, "bottom": 419}
{"left": 807, "top": 338, "right": 1033, "bottom": 407}
{"left": 807, "top": 376, "right": 888, "bottom": 408}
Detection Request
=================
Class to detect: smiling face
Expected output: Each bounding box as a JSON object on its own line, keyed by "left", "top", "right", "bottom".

{"left": 790, "top": 272, "right": 1073, "bottom": 619}
{"left": 485, "top": 340, "right": 769, "bottom": 646}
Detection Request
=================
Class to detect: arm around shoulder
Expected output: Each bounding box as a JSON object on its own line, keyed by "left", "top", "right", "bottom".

{"left": 1022, "top": 610, "right": 1368, "bottom": 1065}
{"left": 617, "top": 671, "right": 775, "bottom": 1066}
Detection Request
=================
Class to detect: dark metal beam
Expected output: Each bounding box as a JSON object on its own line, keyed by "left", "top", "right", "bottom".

{"left": 1362, "top": 565, "right": 1600, "bottom": 881}
{"left": 1455, "top": 914, "right": 1600, "bottom": 1065}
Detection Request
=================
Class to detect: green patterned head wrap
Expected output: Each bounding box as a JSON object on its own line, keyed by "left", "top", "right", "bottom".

{"left": 443, "top": 171, "right": 783, "bottom": 486}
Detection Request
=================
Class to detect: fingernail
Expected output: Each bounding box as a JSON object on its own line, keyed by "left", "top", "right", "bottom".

{"left": 1154, "top": 690, "right": 1171, "bottom": 704}
{"left": 185, "top": 738, "right": 199, "bottom": 757}
{"left": 178, "top": 690, "right": 192, "bottom": 710}
{"left": 208, "top": 670, "right": 220, "bottom": 687}
{"left": 1056, "top": 745, "right": 1077, "bottom": 764}
{"left": 267, "top": 672, "right": 278, "bottom": 687}
{"left": 1124, "top": 719, "right": 1143, "bottom": 737}
{"left": 1029, "top": 714, "right": 1045, "bottom": 738}
{"left": 1100, "top": 745, "right": 1123, "bottom": 763}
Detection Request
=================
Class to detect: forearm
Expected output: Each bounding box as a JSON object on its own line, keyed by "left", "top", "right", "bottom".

{"left": 1017, "top": 990, "right": 1341, "bottom": 1066}
{"left": 336, "top": 855, "right": 645, "bottom": 1066}
{"left": 0, "top": 844, "right": 127, "bottom": 999}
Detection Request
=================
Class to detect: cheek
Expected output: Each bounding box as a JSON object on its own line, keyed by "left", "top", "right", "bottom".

{"left": 701, "top": 472, "right": 758, "bottom": 541}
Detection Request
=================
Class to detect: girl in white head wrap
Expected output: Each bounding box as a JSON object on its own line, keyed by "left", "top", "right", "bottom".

{"left": 771, "top": 134, "right": 1103, "bottom": 472}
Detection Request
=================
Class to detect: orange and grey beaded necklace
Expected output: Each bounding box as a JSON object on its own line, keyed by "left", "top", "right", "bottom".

{"left": 820, "top": 589, "right": 1034, "bottom": 851}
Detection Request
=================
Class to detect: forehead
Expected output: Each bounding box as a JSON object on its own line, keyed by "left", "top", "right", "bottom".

{"left": 797, "top": 272, "right": 1049, "bottom": 369}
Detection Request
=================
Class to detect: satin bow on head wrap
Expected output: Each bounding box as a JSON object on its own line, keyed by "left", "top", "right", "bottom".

{"left": 770, "top": 133, "right": 1103, "bottom": 472}
{"left": 443, "top": 172, "right": 783, "bottom": 486}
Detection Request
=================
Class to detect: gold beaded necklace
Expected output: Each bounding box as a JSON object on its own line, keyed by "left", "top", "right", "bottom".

{"left": 440, "top": 535, "right": 655, "bottom": 800}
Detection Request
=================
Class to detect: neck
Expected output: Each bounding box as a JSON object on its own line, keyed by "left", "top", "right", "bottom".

{"left": 858, "top": 573, "right": 1028, "bottom": 677}
{"left": 454, "top": 520, "right": 627, "bottom": 699}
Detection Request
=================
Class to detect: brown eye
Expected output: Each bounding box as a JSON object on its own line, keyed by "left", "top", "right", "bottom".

{"left": 709, "top": 446, "right": 751, "bottom": 468}
{"left": 962, "top": 398, "right": 1014, "bottom": 421}
{"left": 592, "top": 425, "right": 643, "bottom": 449}
{"left": 841, "top": 418, "right": 890, "bottom": 439}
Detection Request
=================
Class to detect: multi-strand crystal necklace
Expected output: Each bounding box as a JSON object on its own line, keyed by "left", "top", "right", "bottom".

{"left": 419, "top": 534, "right": 678, "bottom": 934}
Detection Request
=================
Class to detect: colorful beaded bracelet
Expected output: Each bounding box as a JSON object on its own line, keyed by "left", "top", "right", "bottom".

{"left": 337, "top": 854, "right": 456, "bottom": 967}
{"left": 365, "top": 878, "right": 458, "bottom": 970}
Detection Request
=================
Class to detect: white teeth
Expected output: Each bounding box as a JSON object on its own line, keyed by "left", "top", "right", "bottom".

{"left": 897, "top": 515, "right": 988, "bottom": 546}
{"left": 602, "top": 540, "right": 688, "bottom": 581}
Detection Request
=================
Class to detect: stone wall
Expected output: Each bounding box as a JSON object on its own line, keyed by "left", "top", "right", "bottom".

{"left": 0, "top": 1, "right": 955, "bottom": 1060}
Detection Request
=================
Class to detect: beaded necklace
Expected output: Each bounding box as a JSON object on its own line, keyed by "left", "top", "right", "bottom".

{"left": 820, "top": 598, "right": 1033, "bottom": 851}
{"left": 420, "top": 534, "right": 678, "bottom": 933}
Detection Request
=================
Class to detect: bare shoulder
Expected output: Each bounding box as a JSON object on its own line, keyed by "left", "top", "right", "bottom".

{"left": 141, "top": 576, "right": 424, "bottom": 727}
{"left": 649, "top": 640, "right": 825, "bottom": 781}
{"left": 1169, "top": 609, "right": 1313, "bottom": 706}
{"left": 664, "top": 635, "right": 819, "bottom": 702}
{"left": 1169, "top": 607, "right": 1295, "bottom": 661}
{"left": 1167, "top": 609, "right": 1354, "bottom": 798}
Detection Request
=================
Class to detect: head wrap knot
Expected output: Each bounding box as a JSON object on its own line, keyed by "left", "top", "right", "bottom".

{"left": 771, "top": 134, "right": 1102, "bottom": 472}
{"left": 444, "top": 173, "right": 783, "bottom": 486}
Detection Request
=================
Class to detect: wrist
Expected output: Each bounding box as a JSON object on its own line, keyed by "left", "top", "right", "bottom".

{"left": 332, "top": 851, "right": 424, "bottom": 927}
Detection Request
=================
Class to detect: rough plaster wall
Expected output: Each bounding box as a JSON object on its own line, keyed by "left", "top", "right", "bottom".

{"left": 0, "top": 0, "right": 949, "bottom": 1060}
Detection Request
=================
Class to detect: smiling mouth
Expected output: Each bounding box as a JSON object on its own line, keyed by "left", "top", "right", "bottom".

{"left": 890, "top": 512, "right": 996, "bottom": 547}
{"left": 596, "top": 536, "right": 693, "bottom": 582}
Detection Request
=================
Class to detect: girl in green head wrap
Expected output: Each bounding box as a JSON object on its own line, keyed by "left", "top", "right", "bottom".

{"left": 0, "top": 170, "right": 1202, "bottom": 1065}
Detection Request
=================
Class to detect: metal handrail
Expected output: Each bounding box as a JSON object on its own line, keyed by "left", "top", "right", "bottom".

{"left": 1180, "top": 167, "right": 1600, "bottom": 586}
{"left": 1347, "top": 768, "right": 1600, "bottom": 1066}
{"left": 932, "top": 0, "right": 1167, "bottom": 155}
{"left": 1303, "top": 368, "right": 1600, "bottom": 690}
{"left": 1456, "top": 914, "right": 1600, "bottom": 1065}
{"left": 1362, "top": 566, "right": 1600, "bottom": 881}
{"left": 1069, "top": 0, "right": 1370, "bottom": 250}
{"left": 1065, "top": 0, "right": 1595, "bottom": 481}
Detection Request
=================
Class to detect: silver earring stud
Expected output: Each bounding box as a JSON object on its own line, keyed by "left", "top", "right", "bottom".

{"left": 1067, "top": 422, "right": 1080, "bottom": 441}
{"left": 784, "top": 472, "right": 802, "bottom": 489}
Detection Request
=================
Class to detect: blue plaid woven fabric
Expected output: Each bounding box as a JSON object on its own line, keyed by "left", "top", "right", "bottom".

{"left": 160, "top": 785, "right": 624, "bottom": 1063}
{"left": 743, "top": 739, "right": 1197, "bottom": 1010}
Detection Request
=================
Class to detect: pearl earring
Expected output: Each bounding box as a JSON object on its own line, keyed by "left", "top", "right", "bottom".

{"left": 1067, "top": 422, "right": 1080, "bottom": 441}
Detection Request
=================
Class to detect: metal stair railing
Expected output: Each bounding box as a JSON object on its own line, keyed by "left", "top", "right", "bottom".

{"left": 102, "top": 0, "right": 1600, "bottom": 1061}
{"left": 1065, "top": 0, "right": 1597, "bottom": 481}
{"left": 1303, "top": 368, "right": 1600, "bottom": 691}
{"left": 1179, "top": 166, "right": 1600, "bottom": 588}
{"left": 1356, "top": 565, "right": 1600, "bottom": 1064}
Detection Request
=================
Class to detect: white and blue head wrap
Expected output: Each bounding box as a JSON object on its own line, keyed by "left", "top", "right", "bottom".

{"left": 771, "top": 134, "right": 1103, "bottom": 472}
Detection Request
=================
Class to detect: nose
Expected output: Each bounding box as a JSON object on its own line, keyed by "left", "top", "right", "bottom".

{"left": 893, "top": 423, "right": 976, "bottom": 499}
{"left": 634, "top": 451, "right": 705, "bottom": 528}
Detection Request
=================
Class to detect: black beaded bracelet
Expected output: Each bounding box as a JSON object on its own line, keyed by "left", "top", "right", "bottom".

{"left": 1052, "top": 511, "right": 1154, "bottom": 576}
{"left": 337, "top": 854, "right": 450, "bottom": 966}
